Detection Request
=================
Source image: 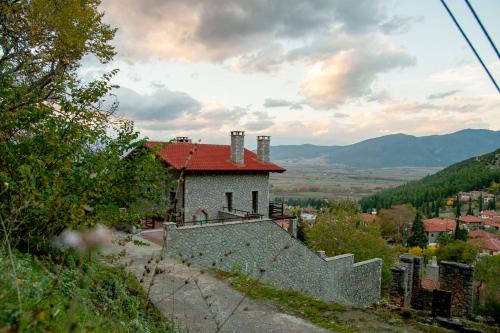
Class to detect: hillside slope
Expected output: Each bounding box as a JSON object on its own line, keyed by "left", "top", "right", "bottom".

{"left": 271, "top": 129, "right": 500, "bottom": 168}
{"left": 359, "top": 148, "right": 500, "bottom": 210}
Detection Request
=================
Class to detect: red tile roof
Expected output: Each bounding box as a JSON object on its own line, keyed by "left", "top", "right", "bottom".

{"left": 483, "top": 238, "right": 500, "bottom": 252}
{"left": 481, "top": 210, "right": 500, "bottom": 219}
{"left": 275, "top": 220, "right": 290, "bottom": 230}
{"left": 459, "top": 216, "right": 486, "bottom": 224}
{"left": 468, "top": 229, "right": 496, "bottom": 239}
{"left": 145, "top": 142, "right": 286, "bottom": 173}
{"left": 361, "top": 213, "right": 376, "bottom": 223}
{"left": 424, "top": 218, "right": 456, "bottom": 233}
{"left": 421, "top": 277, "right": 438, "bottom": 290}
{"left": 483, "top": 219, "right": 500, "bottom": 228}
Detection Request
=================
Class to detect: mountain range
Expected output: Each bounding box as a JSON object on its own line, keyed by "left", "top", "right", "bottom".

{"left": 271, "top": 129, "right": 500, "bottom": 168}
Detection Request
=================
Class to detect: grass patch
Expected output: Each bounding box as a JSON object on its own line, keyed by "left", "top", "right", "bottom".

{"left": 212, "top": 269, "right": 351, "bottom": 332}
{"left": 0, "top": 247, "right": 174, "bottom": 332}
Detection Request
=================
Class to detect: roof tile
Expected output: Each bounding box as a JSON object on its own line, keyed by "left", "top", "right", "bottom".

{"left": 145, "top": 142, "right": 286, "bottom": 173}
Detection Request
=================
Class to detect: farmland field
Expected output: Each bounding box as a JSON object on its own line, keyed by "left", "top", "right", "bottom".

{"left": 270, "top": 161, "right": 441, "bottom": 201}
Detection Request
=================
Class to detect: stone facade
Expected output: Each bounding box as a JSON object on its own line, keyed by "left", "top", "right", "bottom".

{"left": 163, "top": 219, "right": 382, "bottom": 306}
{"left": 439, "top": 261, "right": 474, "bottom": 317}
{"left": 182, "top": 173, "right": 270, "bottom": 222}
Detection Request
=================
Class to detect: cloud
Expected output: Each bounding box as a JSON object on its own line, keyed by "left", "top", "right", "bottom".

{"left": 303, "top": 48, "right": 415, "bottom": 109}
{"left": 334, "top": 112, "right": 349, "bottom": 118}
{"left": 428, "top": 90, "right": 460, "bottom": 100}
{"left": 232, "top": 44, "right": 285, "bottom": 73}
{"left": 116, "top": 87, "right": 201, "bottom": 121}
{"left": 381, "top": 99, "right": 437, "bottom": 114}
{"left": 101, "top": 0, "right": 410, "bottom": 63}
{"left": 263, "top": 98, "right": 304, "bottom": 109}
{"left": 380, "top": 16, "right": 423, "bottom": 34}
{"left": 243, "top": 111, "right": 275, "bottom": 131}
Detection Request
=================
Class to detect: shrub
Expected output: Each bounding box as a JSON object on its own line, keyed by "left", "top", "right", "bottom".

{"left": 435, "top": 240, "right": 478, "bottom": 264}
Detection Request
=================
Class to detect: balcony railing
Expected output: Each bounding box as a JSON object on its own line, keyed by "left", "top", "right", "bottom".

{"left": 178, "top": 213, "right": 263, "bottom": 227}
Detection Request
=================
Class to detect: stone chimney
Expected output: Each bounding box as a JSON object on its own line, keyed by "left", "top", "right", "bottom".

{"left": 230, "top": 131, "right": 245, "bottom": 164}
{"left": 257, "top": 136, "right": 270, "bottom": 163}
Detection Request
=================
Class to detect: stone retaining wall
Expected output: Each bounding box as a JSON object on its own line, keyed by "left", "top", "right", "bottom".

{"left": 163, "top": 219, "right": 382, "bottom": 306}
{"left": 439, "top": 261, "right": 474, "bottom": 317}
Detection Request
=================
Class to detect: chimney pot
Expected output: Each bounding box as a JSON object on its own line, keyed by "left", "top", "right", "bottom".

{"left": 230, "top": 131, "right": 245, "bottom": 164}
{"left": 257, "top": 136, "right": 270, "bottom": 163}
{"left": 175, "top": 136, "right": 191, "bottom": 143}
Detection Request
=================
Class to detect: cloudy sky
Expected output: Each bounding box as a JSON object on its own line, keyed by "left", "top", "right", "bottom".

{"left": 81, "top": 0, "right": 500, "bottom": 147}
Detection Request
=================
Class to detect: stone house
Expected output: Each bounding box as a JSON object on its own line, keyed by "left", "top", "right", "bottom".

{"left": 423, "top": 218, "right": 456, "bottom": 244}
{"left": 145, "top": 131, "right": 285, "bottom": 224}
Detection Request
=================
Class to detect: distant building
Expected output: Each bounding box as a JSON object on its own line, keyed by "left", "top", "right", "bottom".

{"left": 424, "top": 218, "right": 456, "bottom": 244}
{"left": 480, "top": 210, "right": 500, "bottom": 219}
{"left": 361, "top": 213, "right": 377, "bottom": 224}
{"left": 300, "top": 213, "right": 316, "bottom": 222}
{"left": 458, "top": 215, "right": 486, "bottom": 230}
{"left": 145, "top": 132, "right": 285, "bottom": 224}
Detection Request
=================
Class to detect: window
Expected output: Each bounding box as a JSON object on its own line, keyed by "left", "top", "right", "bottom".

{"left": 225, "top": 192, "right": 233, "bottom": 212}
{"left": 169, "top": 191, "right": 176, "bottom": 203}
{"left": 252, "top": 191, "right": 258, "bottom": 213}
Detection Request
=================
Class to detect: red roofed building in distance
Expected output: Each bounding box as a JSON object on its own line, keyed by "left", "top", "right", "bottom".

{"left": 361, "top": 213, "right": 376, "bottom": 224}
{"left": 145, "top": 131, "right": 286, "bottom": 224}
{"left": 480, "top": 210, "right": 500, "bottom": 220}
{"left": 424, "top": 218, "right": 456, "bottom": 244}
{"left": 458, "top": 215, "right": 487, "bottom": 230}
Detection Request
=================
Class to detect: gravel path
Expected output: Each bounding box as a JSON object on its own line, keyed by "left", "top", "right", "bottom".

{"left": 102, "top": 232, "right": 330, "bottom": 333}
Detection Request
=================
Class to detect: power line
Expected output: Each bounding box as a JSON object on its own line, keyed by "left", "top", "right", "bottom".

{"left": 464, "top": 0, "right": 500, "bottom": 59}
{"left": 439, "top": 0, "right": 499, "bottom": 93}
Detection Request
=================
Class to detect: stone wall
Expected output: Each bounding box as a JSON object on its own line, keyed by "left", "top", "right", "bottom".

{"left": 390, "top": 262, "right": 412, "bottom": 308}
{"left": 184, "top": 173, "right": 270, "bottom": 221}
{"left": 390, "top": 256, "right": 475, "bottom": 318}
{"left": 163, "top": 219, "right": 382, "bottom": 306}
{"left": 439, "top": 261, "right": 474, "bottom": 317}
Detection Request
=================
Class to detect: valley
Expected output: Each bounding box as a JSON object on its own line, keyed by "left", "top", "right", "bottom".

{"left": 270, "top": 161, "right": 441, "bottom": 201}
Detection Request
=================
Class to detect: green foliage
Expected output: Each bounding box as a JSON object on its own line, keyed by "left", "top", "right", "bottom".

{"left": 0, "top": 0, "right": 172, "bottom": 250}
{"left": 305, "top": 199, "right": 396, "bottom": 291}
{"left": 437, "top": 233, "right": 453, "bottom": 246}
{"left": 454, "top": 220, "right": 468, "bottom": 241}
{"left": 407, "top": 211, "right": 427, "bottom": 248}
{"left": 474, "top": 255, "right": 500, "bottom": 323}
{"left": 377, "top": 204, "right": 415, "bottom": 244}
{"left": 0, "top": 248, "right": 174, "bottom": 332}
{"left": 435, "top": 241, "right": 478, "bottom": 264}
{"left": 360, "top": 149, "right": 500, "bottom": 211}
{"left": 487, "top": 196, "right": 496, "bottom": 210}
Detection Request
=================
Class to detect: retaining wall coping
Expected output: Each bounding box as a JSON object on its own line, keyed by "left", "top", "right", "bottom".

{"left": 353, "top": 258, "right": 383, "bottom": 267}
{"left": 325, "top": 253, "right": 354, "bottom": 262}
{"left": 440, "top": 261, "right": 474, "bottom": 270}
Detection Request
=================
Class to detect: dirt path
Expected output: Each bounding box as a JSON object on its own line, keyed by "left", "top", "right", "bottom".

{"left": 102, "top": 232, "right": 330, "bottom": 333}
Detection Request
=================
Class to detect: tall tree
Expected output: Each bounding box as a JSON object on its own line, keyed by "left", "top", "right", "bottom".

{"left": 488, "top": 196, "right": 496, "bottom": 210}
{"left": 306, "top": 199, "right": 395, "bottom": 290}
{"left": 376, "top": 204, "right": 415, "bottom": 244}
{"left": 467, "top": 197, "right": 473, "bottom": 216}
{"left": 478, "top": 193, "right": 484, "bottom": 212}
{"left": 456, "top": 195, "right": 462, "bottom": 218}
{"left": 0, "top": 0, "right": 170, "bottom": 250}
{"left": 407, "top": 211, "right": 427, "bottom": 248}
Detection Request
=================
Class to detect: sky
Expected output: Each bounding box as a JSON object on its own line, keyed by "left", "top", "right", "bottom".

{"left": 80, "top": 0, "right": 500, "bottom": 148}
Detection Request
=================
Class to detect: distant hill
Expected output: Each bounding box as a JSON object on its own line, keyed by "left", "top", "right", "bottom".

{"left": 359, "top": 148, "right": 500, "bottom": 210}
{"left": 271, "top": 129, "right": 500, "bottom": 168}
